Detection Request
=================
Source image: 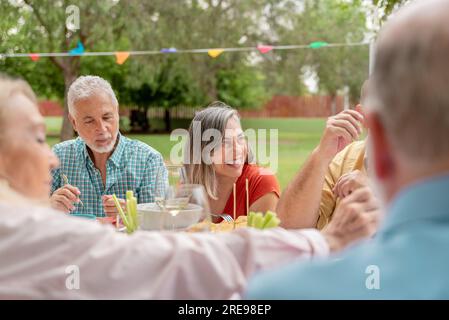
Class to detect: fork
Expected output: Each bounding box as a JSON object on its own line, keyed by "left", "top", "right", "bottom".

{"left": 211, "top": 213, "right": 234, "bottom": 222}
{"left": 61, "top": 173, "right": 84, "bottom": 207}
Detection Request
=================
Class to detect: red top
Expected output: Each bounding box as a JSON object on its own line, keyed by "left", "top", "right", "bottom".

{"left": 222, "top": 164, "right": 281, "bottom": 219}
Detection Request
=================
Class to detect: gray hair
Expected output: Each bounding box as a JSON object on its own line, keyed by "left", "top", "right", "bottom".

{"left": 367, "top": 0, "right": 449, "bottom": 165}
{"left": 184, "top": 101, "right": 251, "bottom": 199}
{"left": 67, "top": 75, "right": 118, "bottom": 115}
{"left": 0, "top": 73, "right": 37, "bottom": 138}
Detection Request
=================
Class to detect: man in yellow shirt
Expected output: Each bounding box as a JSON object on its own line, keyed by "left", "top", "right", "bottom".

{"left": 278, "top": 80, "right": 374, "bottom": 229}
{"left": 316, "top": 139, "right": 367, "bottom": 229}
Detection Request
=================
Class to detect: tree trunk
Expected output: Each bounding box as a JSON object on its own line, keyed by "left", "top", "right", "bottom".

{"left": 330, "top": 93, "right": 337, "bottom": 116}
{"left": 60, "top": 70, "right": 78, "bottom": 141}
{"left": 164, "top": 108, "right": 172, "bottom": 132}
{"left": 208, "top": 82, "right": 218, "bottom": 101}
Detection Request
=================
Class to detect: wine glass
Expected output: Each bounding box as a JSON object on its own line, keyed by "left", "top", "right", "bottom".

{"left": 165, "top": 164, "right": 187, "bottom": 187}
{"left": 155, "top": 184, "right": 211, "bottom": 232}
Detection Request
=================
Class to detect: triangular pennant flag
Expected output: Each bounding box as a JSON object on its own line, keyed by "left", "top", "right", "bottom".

{"left": 208, "top": 49, "right": 224, "bottom": 58}
{"left": 115, "top": 51, "right": 130, "bottom": 65}
{"left": 69, "top": 40, "right": 85, "bottom": 55}
{"left": 161, "top": 48, "right": 177, "bottom": 53}
{"left": 29, "top": 53, "right": 40, "bottom": 62}
{"left": 257, "top": 45, "right": 273, "bottom": 54}
{"left": 309, "top": 41, "right": 328, "bottom": 49}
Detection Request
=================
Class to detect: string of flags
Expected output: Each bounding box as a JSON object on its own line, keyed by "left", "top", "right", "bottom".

{"left": 0, "top": 41, "right": 369, "bottom": 65}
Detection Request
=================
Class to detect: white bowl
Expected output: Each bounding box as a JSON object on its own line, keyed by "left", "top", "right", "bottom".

{"left": 137, "top": 203, "right": 203, "bottom": 231}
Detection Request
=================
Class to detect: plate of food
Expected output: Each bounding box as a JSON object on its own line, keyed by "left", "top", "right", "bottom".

{"left": 187, "top": 211, "right": 281, "bottom": 233}
{"left": 187, "top": 215, "right": 247, "bottom": 233}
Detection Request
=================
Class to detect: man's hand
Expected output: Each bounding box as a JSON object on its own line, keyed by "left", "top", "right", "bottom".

{"left": 102, "top": 195, "right": 126, "bottom": 217}
{"left": 321, "top": 187, "right": 380, "bottom": 252}
{"left": 276, "top": 109, "right": 364, "bottom": 229}
{"left": 316, "top": 110, "right": 364, "bottom": 162}
{"left": 333, "top": 169, "right": 369, "bottom": 199}
{"left": 50, "top": 184, "right": 81, "bottom": 213}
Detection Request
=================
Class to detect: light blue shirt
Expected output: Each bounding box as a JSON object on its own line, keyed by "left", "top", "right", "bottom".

{"left": 51, "top": 133, "right": 168, "bottom": 217}
{"left": 246, "top": 174, "right": 449, "bottom": 299}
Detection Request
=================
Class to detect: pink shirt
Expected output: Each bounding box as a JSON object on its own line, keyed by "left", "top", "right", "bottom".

{"left": 0, "top": 202, "right": 328, "bottom": 299}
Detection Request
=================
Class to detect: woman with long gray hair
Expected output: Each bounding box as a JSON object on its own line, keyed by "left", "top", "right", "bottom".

{"left": 184, "top": 102, "right": 280, "bottom": 220}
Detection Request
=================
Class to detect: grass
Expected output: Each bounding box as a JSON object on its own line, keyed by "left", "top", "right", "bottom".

{"left": 46, "top": 117, "right": 325, "bottom": 189}
{"left": 46, "top": 116, "right": 65, "bottom": 135}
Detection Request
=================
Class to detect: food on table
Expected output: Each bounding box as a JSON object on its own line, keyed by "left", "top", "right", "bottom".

{"left": 188, "top": 211, "right": 281, "bottom": 233}
{"left": 247, "top": 210, "right": 281, "bottom": 229}
{"left": 112, "top": 191, "right": 139, "bottom": 234}
{"left": 187, "top": 216, "right": 247, "bottom": 233}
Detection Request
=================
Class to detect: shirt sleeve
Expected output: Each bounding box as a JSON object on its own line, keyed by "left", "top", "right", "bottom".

{"left": 249, "top": 168, "right": 281, "bottom": 205}
{"left": 316, "top": 141, "right": 366, "bottom": 230}
{"left": 316, "top": 163, "right": 338, "bottom": 230}
{"left": 137, "top": 152, "right": 168, "bottom": 204}
{"left": 316, "top": 140, "right": 353, "bottom": 230}
{"left": 0, "top": 204, "right": 329, "bottom": 299}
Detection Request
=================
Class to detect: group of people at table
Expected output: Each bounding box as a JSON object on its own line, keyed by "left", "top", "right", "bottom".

{"left": 1, "top": 0, "right": 449, "bottom": 299}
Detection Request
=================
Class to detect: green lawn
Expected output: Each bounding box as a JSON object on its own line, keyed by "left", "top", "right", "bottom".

{"left": 46, "top": 117, "right": 325, "bottom": 189}
{"left": 46, "top": 116, "right": 65, "bottom": 135}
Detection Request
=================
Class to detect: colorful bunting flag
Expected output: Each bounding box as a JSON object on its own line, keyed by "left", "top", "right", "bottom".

{"left": 257, "top": 45, "right": 273, "bottom": 54}
{"left": 115, "top": 51, "right": 130, "bottom": 65}
{"left": 161, "top": 48, "right": 177, "bottom": 53}
{"left": 1, "top": 41, "right": 368, "bottom": 61}
{"left": 29, "top": 53, "right": 40, "bottom": 61}
{"left": 309, "top": 41, "right": 329, "bottom": 49}
{"left": 69, "top": 41, "right": 85, "bottom": 55}
{"left": 208, "top": 49, "right": 224, "bottom": 58}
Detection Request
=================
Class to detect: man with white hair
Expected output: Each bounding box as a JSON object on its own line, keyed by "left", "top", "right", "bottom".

{"left": 246, "top": 0, "right": 449, "bottom": 299}
{"left": 50, "top": 75, "right": 168, "bottom": 217}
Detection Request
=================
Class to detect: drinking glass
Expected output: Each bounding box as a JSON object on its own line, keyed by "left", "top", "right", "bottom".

{"left": 155, "top": 184, "right": 211, "bottom": 232}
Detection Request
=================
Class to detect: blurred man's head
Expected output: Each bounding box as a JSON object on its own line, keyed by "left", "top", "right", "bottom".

{"left": 366, "top": 0, "right": 449, "bottom": 203}
{"left": 360, "top": 79, "right": 370, "bottom": 106}
{"left": 67, "top": 76, "right": 120, "bottom": 154}
{"left": 355, "top": 78, "right": 370, "bottom": 128}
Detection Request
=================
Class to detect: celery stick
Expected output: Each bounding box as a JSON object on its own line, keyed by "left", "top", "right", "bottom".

{"left": 131, "top": 196, "right": 138, "bottom": 230}
{"left": 247, "top": 211, "right": 255, "bottom": 227}
{"left": 262, "top": 211, "right": 275, "bottom": 229}
{"left": 112, "top": 194, "right": 129, "bottom": 228}
{"left": 126, "top": 191, "right": 138, "bottom": 230}
{"left": 264, "top": 216, "right": 280, "bottom": 229}
{"left": 127, "top": 191, "right": 138, "bottom": 231}
{"left": 253, "top": 213, "right": 264, "bottom": 229}
{"left": 126, "top": 198, "right": 134, "bottom": 231}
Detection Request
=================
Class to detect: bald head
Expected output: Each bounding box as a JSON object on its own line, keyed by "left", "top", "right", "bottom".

{"left": 368, "top": 0, "right": 449, "bottom": 164}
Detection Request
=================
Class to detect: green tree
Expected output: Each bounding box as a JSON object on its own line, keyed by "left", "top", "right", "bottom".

{"left": 1, "top": 0, "right": 274, "bottom": 136}
{"left": 307, "top": 0, "right": 369, "bottom": 105}
{"left": 1, "top": 0, "right": 372, "bottom": 133}
{"left": 373, "top": 0, "right": 408, "bottom": 20}
{"left": 259, "top": 0, "right": 369, "bottom": 106}
{"left": 126, "top": 56, "right": 206, "bottom": 132}
{"left": 0, "top": 1, "right": 159, "bottom": 140}
{"left": 217, "top": 66, "right": 268, "bottom": 108}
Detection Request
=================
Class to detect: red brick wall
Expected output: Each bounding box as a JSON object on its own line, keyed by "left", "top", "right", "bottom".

{"left": 39, "top": 95, "right": 344, "bottom": 118}
{"left": 38, "top": 100, "right": 63, "bottom": 116}
{"left": 239, "top": 95, "right": 344, "bottom": 118}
